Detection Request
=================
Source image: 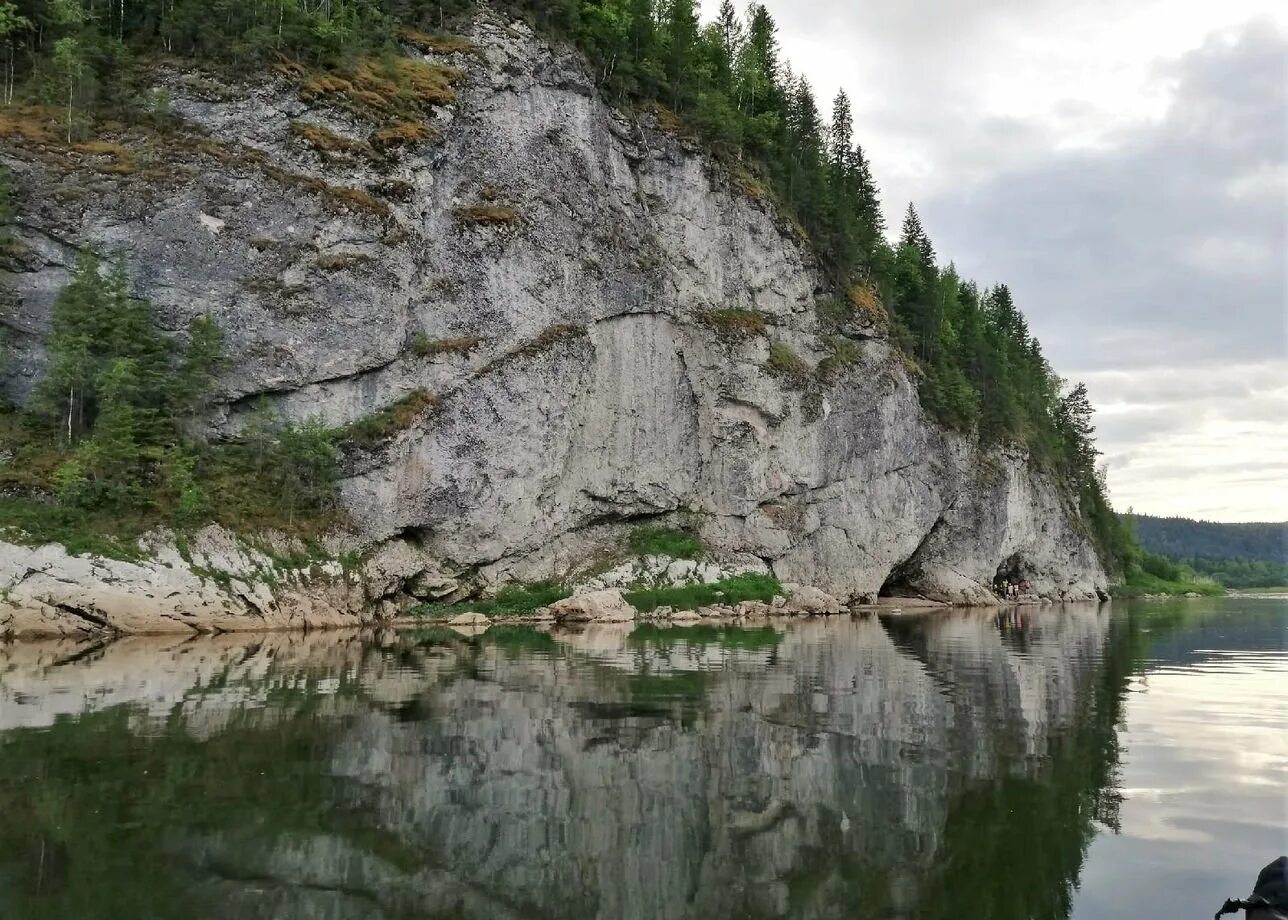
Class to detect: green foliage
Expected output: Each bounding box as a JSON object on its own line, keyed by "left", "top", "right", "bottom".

{"left": 338, "top": 388, "right": 436, "bottom": 446}
{"left": 1121, "top": 515, "right": 1287, "bottom": 589}
{"left": 1, "top": 253, "right": 341, "bottom": 547}
{"left": 765, "top": 342, "right": 811, "bottom": 389}
{"left": 627, "top": 525, "right": 704, "bottom": 559}
{"left": 1112, "top": 553, "right": 1224, "bottom": 598}
{"left": 411, "top": 333, "right": 481, "bottom": 358}
{"left": 1186, "top": 557, "right": 1288, "bottom": 590}
{"left": 1131, "top": 514, "right": 1285, "bottom": 564}
{"left": 624, "top": 572, "right": 782, "bottom": 613}
{"left": 816, "top": 336, "right": 862, "bottom": 383}
{"left": 413, "top": 580, "right": 572, "bottom": 619}
{"left": 175, "top": 314, "right": 229, "bottom": 418}
{"left": 700, "top": 308, "right": 769, "bottom": 340}
{"left": 36, "top": 250, "right": 167, "bottom": 444}
{"left": 0, "top": 496, "right": 147, "bottom": 558}
{"left": 628, "top": 622, "right": 782, "bottom": 651}
{"left": 211, "top": 403, "right": 339, "bottom": 528}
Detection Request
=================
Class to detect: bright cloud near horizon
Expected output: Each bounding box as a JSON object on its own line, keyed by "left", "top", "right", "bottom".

{"left": 701, "top": 0, "right": 1287, "bottom": 523}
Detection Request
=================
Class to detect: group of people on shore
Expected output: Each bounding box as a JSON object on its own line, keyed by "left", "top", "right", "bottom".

{"left": 994, "top": 577, "right": 1032, "bottom": 600}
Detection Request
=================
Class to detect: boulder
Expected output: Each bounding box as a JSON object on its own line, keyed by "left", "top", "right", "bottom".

{"left": 783, "top": 584, "right": 845, "bottom": 616}
{"left": 361, "top": 539, "right": 436, "bottom": 601}
{"left": 549, "top": 589, "right": 636, "bottom": 623}
{"left": 448, "top": 612, "right": 490, "bottom": 627}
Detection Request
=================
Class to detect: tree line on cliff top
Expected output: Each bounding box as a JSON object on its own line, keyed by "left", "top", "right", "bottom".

{"left": 0, "top": 0, "right": 1131, "bottom": 570}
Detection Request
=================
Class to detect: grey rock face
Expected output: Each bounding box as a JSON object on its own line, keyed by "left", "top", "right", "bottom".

{"left": 0, "top": 11, "right": 1106, "bottom": 628}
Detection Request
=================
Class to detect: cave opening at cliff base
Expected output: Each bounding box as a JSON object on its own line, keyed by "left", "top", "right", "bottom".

{"left": 878, "top": 561, "right": 921, "bottom": 599}
{"left": 994, "top": 553, "right": 1032, "bottom": 591}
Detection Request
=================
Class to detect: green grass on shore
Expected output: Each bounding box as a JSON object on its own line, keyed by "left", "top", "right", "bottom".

{"left": 624, "top": 573, "right": 782, "bottom": 612}
{"left": 410, "top": 581, "right": 571, "bottom": 618}
{"left": 1111, "top": 568, "right": 1224, "bottom": 598}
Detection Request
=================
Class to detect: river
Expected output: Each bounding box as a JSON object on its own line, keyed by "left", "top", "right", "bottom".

{"left": 0, "top": 596, "right": 1283, "bottom": 918}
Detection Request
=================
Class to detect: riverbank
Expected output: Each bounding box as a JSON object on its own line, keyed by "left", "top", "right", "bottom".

{"left": 0, "top": 502, "right": 1112, "bottom": 638}
{"left": 0, "top": 525, "right": 1109, "bottom": 641}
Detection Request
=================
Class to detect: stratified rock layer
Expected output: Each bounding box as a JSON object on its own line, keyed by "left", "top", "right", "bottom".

{"left": 0, "top": 12, "right": 1106, "bottom": 634}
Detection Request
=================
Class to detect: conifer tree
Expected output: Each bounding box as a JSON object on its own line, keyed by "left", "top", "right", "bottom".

{"left": 828, "top": 89, "right": 853, "bottom": 173}
{"left": 738, "top": 3, "right": 780, "bottom": 124}
{"left": 900, "top": 203, "right": 935, "bottom": 268}
{"left": 175, "top": 314, "right": 228, "bottom": 421}
{"left": 0, "top": 2, "right": 29, "bottom": 107}
{"left": 1057, "top": 382, "right": 1099, "bottom": 477}
{"left": 39, "top": 250, "right": 103, "bottom": 441}
{"left": 83, "top": 357, "right": 144, "bottom": 507}
{"left": 663, "top": 0, "right": 698, "bottom": 109}
{"left": 715, "top": 0, "right": 742, "bottom": 69}
{"left": 849, "top": 144, "right": 884, "bottom": 236}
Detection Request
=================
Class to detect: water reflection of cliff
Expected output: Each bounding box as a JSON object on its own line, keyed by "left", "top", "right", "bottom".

{"left": 0, "top": 606, "right": 1127, "bottom": 920}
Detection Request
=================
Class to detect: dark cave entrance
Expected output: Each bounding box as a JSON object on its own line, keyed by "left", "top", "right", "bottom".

{"left": 879, "top": 560, "right": 921, "bottom": 598}
{"left": 993, "top": 553, "right": 1031, "bottom": 595}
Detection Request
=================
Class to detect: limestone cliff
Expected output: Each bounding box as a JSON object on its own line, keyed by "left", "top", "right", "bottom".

{"left": 0, "top": 12, "right": 1107, "bottom": 634}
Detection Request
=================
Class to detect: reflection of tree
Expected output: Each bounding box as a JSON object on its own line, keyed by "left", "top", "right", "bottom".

{"left": 0, "top": 664, "right": 411, "bottom": 920}
{"left": 912, "top": 611, "right": 1138, "bottom": 920}
{"left": 0, "top": 611, "right": 1198, "bottom": 920}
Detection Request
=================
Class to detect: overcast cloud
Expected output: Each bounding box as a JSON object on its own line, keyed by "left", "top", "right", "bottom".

{"left": 711, "top": 0, "right": 1287, "bottom": 521}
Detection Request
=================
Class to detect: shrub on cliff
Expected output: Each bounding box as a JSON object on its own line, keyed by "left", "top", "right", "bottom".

{"left": 3, "top": 252, "right": 341, "bottom": 544}
{"left": 627, "top": 526, "right": 705, "bottom": 560}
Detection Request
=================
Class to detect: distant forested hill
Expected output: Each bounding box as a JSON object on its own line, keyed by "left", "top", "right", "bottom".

{"left": 1133, "top": 516, "right": 1285, "bottom": 562}
{"left": 1133, "top": 515, "right": 1287, "bottom": 588}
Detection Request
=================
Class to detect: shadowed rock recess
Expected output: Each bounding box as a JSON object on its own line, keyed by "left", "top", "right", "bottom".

{"left": 0, "top": 13, "right": 1106, "bottom": 636}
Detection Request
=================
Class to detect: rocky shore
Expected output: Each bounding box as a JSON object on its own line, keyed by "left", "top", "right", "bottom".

{"left": 0, "top": 524, "right": 1103, "bottom": 641}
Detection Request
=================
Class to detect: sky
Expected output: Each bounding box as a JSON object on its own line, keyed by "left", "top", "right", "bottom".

{"left": 700, "top": 0, "right": 1287, "bottom": 523}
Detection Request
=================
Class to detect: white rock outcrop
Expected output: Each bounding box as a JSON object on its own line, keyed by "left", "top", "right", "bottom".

{"left": 0, "top": 12, "right": 1108, "bottom": 637}
{"left": 782, "top": 585, "right": 846, "bottom": 616}
{"left": 548, "top": 589, "right": 637, "bottom": 624}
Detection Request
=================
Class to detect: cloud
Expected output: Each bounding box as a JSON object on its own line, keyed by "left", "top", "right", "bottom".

{"left": 922, "top": 21, "right": 1286, "bottom": 371}
{"left": 1087, "top": 362, "right": 1288, "bottom": 520}
{"left": 912, "top": 24, "right": 1287, "bottom": 517}
{"left": 731, "top": 2, "right": 1286, "bottom": 519}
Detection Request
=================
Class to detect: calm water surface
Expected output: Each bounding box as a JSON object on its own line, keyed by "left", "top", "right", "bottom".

{"left": 0, "top": 597, "right": 1283, "bottom": 918}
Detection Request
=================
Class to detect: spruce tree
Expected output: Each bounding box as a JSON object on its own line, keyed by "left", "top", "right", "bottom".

{"left": 900, "top": 203, "right": 935, "bottom": 268}
{"left": 663, "top": 0, "right": 699, "bottom": 110}
{"left": 175, "top": 314, "right": 228, "bottom": 421}
{"left": 715, "top": 0, "right": 743, "bottom": 69}
{"left": 849, "top": 145, "right": 884, "bottom": 236}
{"left": 828, "top": 89, "right": 853, "bottom": 173}
{"left": 39, "top": 250, "right": 103, "bottom": 441}
{"left": 83, "top": 357, "right": 144, "bottom": 507}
